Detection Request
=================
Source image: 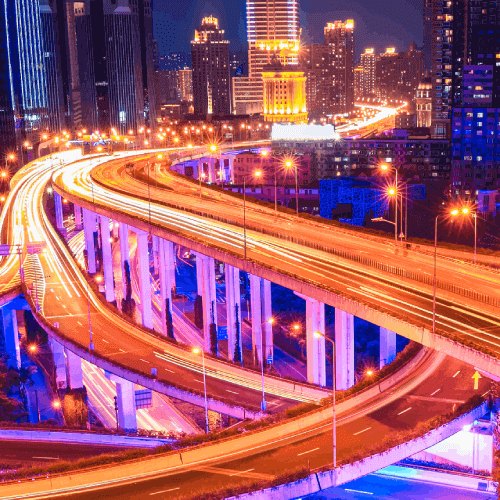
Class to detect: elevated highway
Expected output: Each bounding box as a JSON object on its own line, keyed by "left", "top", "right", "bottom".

{"left": 51, "top": 152, "right": 500, "bottom": 377}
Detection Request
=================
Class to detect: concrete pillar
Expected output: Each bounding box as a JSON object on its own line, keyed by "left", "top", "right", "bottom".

{"left": 379, "top": 327, "right": 397, "bottom": 368}
{"left": 49, "top": 338, "right": 67, "bottom": 389}
{"left": 1, "top": 308, "right": 20, "bottom": 369}
{"left": 112, "top": 221, "right": 119, "bottom": 239}
{"left": 136, "top": 231, "right": 153, "bottom": 330}
{"left": 152, "top": 236, "right": 160, "bottom": 275}
{"left": 335, "top": 309, "right": 355, "bottom": 390}
{"left": 115, "top": 377, "right": 137, "bottom": 431}
{"left": 65, "top": 349, "right": 83, "bottom": 389}
{"left": 54, "top": 192, "right": 64, "bottom": 231}
{"left": 225, "top": 264, "right": 241, "bottom": 362}
{"left": 82, "top": 209, "right": 97, "bottom": 274}
{"left": 249, "top": 274, "right": 263, "bottom": 365}
{"left": 74, "top": 205, "right": 83, "bottom": 230}
{"left": 306, "top": 299, "right": 326, "bottom": 386}
{"left": 99, "top": 216, "right": 115, "bottom": 303}
{"left": 119, "top": 223, "right": 130, "bottom": 298}
{"left": 195, "top": 253, "right": 217, "bottom": 352}
{"left": 158, "top": 238, "right": 175, "bottom": 337}
{"left": 262, "top": 279, "right": 273, "bottom": 364}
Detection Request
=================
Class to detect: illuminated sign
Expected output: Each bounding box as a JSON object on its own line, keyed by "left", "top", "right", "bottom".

{"left": 271, "top": 124, "right": 340, "bottom": 142}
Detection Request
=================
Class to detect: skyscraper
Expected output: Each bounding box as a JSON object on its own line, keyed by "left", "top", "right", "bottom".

{"left": 359, "top": 48, "right": 376, "bottom": 99}
{"left": 58, "top": 0, "right": 98, "bottom": 131}
{"left": 191, "top": 16, "right": 231, "bottom": 117}
{"left": 324, "top": 20, "right": 355, "bottom": 114}
{"left": 138, "top": 0, "right": 156, "bottom": 127}
{"left": 102, "top": 0, "right": 144, "bottom": 133}
{"left": 1, "top": 0, "right": 64, "bottom": 155}
{"left": 233, "top": 0, "right": 300, "bottom": 115}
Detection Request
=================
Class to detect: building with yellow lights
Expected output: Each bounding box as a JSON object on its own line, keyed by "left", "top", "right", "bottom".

{"left": 233, "top": 0, "right": 301, "bottom": 115}
{"left": 262, "top": 61, "right": 307, "bottom": 123}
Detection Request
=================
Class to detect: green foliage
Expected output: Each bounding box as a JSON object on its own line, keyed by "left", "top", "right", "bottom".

{"left": 0, "top": 356, "right": 25, "bottom": 422}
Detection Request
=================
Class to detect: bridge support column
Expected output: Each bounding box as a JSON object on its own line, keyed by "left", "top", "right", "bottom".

{"left": 65, "top": 349, "right": 83, "bottom": 389}
{"left": 379, "top": 327, "right": 397, "bottom": 368}
{"left": 99, "top": 216, "right": 115, "bottom": 303}
{"left": 49, "top": 339, "right": 67, "bottom": 389}
{"left": 306, "top": 298, "right": 326, "bottom": 386}
{"left": 249, "top": 276, "right": 273, "bottom": 366}
{"left": 152, "top": 236, "right": 160, "bottom": 275}
{"left": 195, "top": 253, "right": 217, "bottom": 353}
{"left": 225, "top": 264, "right": 241, "bottom": 362}
{"left": 136, "top": 231, "right": 153, "bottom": 330}
{"left": 262, "top": 279, "right": 273, "bottom": 365}
{"left": 335, "top": 310, "right": 355, "bottom": 390}
{"left": 82, "top": 209, "right": 97, "bottom": 274}
{"left": 115, "top": 377, "right": 137, "bottom": 431}
{"left": 0, "top": 308, "right": 20, "bottom": 369}
{"left": 54, "top": 192, "right": 64, "bottom": 231}
{"left": 74, "top": 205, "right": 83, "bottom": 230}
{"left": 159, "top": 238, "right": 175, "bottom": 338}
{"left": 119, "top": 223, "right": 130, "bottom": 298}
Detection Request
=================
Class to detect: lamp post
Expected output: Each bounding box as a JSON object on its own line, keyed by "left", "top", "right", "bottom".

{"left": 192, "top": 347, "right": 209, "bottom": 433}
{"left": 450, "top": 206, "right": 477, "bottom": 263}
{"left": 284, "top": 158, "right": 299, "bottom": 215}
{"left": 313, "top": 331, "right": 336, "bottom": 469}
{"left": 380, "top": 163, "right": 405, "bottom": 242}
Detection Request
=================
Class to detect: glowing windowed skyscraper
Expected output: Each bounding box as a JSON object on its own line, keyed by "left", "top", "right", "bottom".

{"left": 233, "top": 0, "right": 301, "bottom": 115}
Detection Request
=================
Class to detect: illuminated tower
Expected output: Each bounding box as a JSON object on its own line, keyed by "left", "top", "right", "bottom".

{"left": 262, "top": 60, "right": 307, "bottom": 123}
{"left": 324, "top": 20, "right": 355, "bottom": 114}
{"left": 233, "top": 0, "right": 300, "bottom": 115}
{"left": 360, "top": 47, "right": 376, "bottom": 98}
{"left": 191, "top": 16, "right": 231, "bottom": 117}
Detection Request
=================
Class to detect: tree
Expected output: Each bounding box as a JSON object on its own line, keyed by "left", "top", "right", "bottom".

{"left": 194, "top": 295, "right": 204, "bottom": 329}
{"left": 233, "top": 303, "right": 242, "bottom": 364}
{"left": 166, "top": 298, "right": 175, "bottom": 339}
{"left": 209, "top": 301, "right": 218, "bottom": 356}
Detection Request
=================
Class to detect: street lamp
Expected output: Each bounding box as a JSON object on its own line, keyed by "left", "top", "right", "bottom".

{"left": 379, "top": 163, "right": 406, "bottom": 242}
{"left": 450, "top": 206, "right": 478, "bottom": 263}
{"left": 313, "top": 331, "right": 337, "bottom": 469}
{"left": 192, "top": 347, "right": 209, "bottom": 433}
{"left": 283, "top": 157, "right": 299, "bottom": 215}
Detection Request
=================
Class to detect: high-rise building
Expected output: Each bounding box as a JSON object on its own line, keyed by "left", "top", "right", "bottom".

{"left": 416, "top": 77, "right": 432, "bottom": 127}
{"left": 102, "top": 0, "right": 144, "bottom": 133}
{"left": 0, "top": 0, "right": 65, "bottom": 155}
{"left": 423, "top": 0, "right": 433, "bottom": 70}
{"left": 359, "top": 48, "right": 376, "bottom": 98}
{"left": 376, "top": 44, "right": 424, "bottom": 106}
{"left": 324, "top": 20, "right": 355, "bottom": 115}
{"left": 300, "top": 44, "right": 328, "bottom": 119}
{"left": 178, "top": 69, "right": 193, "bottom": 103}
{"left": 191, "top": 16, "right": 231, "bottom": 117}
{"left": 354, "top": 65, "right": 364, "bottom": 101}
{"left": 58, "top": 0, "right": 98, "bottom": 131}
{"left": 138, "top": 0, "right": 156, "bottom": 127}
{"left": 233, "top": 0, "right": 300, "bottom": 115}
{"left": 262, "top": 60, "right": 307, "bottom": 123}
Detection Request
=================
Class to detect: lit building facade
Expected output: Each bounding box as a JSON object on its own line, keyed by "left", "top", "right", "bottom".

{"left": 262, "top": 63, "right": 307, "bottom": 123}
{"left": 0, "top": 0, "right": 64, "bottom": 154}
{"left": 416, "top": 78, "right": 433, "bottom": 127}
{"left": 359, "top": 48, "right": 376, "bottom": 98}
{"left": 375, "top": 44, "right": 424, "bottom": 106}
{"left": 178, "top": 68, "right": 193, "bottom": 103}
{"left": 103, "top": 0, "right": 145, "bottom": 133}
{"left": 324, "top": 20, "right": 355, "bottom": 114}
{"left": 191, "top": 16, "right": 231, "bottom": 117}
{"left": 233, "top": 0, "right": 300, "bottom": 115}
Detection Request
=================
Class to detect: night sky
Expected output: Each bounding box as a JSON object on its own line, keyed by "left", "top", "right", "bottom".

{"left": 153, "top": 0, "right": 424, "bottom": 57}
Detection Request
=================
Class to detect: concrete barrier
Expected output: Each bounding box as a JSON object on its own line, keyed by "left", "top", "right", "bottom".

{"left": 0, "top": 429, "right": 171, "bottom": 448}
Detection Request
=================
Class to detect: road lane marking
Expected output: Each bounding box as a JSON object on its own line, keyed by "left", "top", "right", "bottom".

{"left": 118, "top": 348, "right": 126, "bottom": 353}
{"left": 353, "top": 427, "right": 372, "bottom": 436}
{"left": 297, "top": 447, "right": 320, "bottom": 456}
{"left": 345, "top": 489, "right": 373, "bottom": 495}
{"left": 397, "top": 407, "right": 412, "bottom": 416}
{"left": 229, "top": 468, "right": 254, "bottom": 476}
{"left": 194, "top": 379, "right": 203, "bottom": 383}
{"left": 430, "top": 388, "right": 441, "bottom": 396}
{"left": 452, "top": 370, "right": 461, "bottom": 378}
{"left": 102, "top": 339, "right": 109, "bottom": 344}
{"left": 164, "top": 368, "right": 175, "bottom": 374}
{"left": 32, "top": 456, "right": 59, "bottom": 460}
{"left": 77, "top": 321, "right": 83, "bottom": 327}
{"left": 149, "top": 487, "right": 180, "bottom": 495}
{"left": 140, "top": 358, "right": 151, "bottom": 364}
{"left": 225, "top": 390, "right": 239, "bottom": 395}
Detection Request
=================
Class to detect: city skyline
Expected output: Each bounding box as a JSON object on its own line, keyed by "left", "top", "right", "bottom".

{"left": 153, "top": 0, "right": 425, "bottom": 57}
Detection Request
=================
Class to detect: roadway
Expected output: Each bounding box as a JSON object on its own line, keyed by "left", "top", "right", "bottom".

{"left": 304, "top": 472, "right": 496, "bottom": 500}
{"left": 52, "top": 153, "right": 500, "bottom": 368}
{"left": 0, "top": 151, "right": 328, "bottom": 418}
{"left": 26, "top": 353, "right": 490, "bottom": 499}
{"left": 0, "top": 440, "right": 127, "bottom": 468}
